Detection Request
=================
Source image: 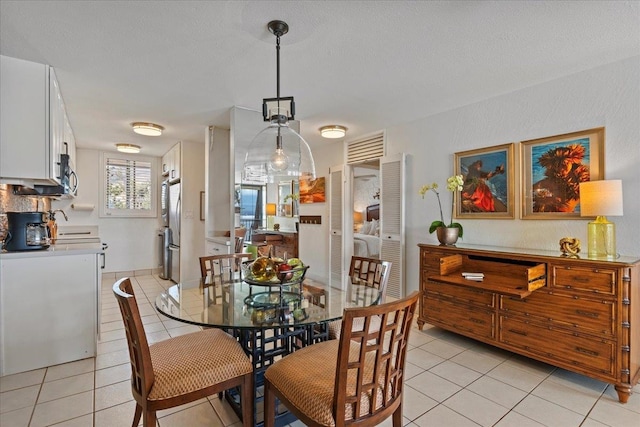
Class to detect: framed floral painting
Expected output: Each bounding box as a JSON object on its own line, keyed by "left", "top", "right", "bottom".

{"left": 520, "top": 127, "right": 604, "bottom": 219}
{"left": 454, "top": 143, "right": 515, "bottom": 219}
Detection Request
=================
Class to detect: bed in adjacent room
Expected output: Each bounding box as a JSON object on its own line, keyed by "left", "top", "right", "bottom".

{"left": 354, "top": 204, "right": 380, "bottom": 258}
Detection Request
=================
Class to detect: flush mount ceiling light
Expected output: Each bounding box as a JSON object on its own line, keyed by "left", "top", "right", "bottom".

{"left": 116, "top": 143, "right": 141, "bottom": 154}
{"left": 131, "top": 122, "right": 164, "bottom": 136}
{"left": 320, "top": 125, "right": 347, "bottom": 139}
{"left": 243, "top": 20, "right": 316, "bottom": 185}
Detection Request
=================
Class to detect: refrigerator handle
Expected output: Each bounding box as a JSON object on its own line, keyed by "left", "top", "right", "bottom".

{"left": 176, "top": 193, "right": 181, "bottom": 239}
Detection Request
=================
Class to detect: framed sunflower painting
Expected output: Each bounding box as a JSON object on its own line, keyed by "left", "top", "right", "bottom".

{"left": 520, "top": 127, "right": 605, "bottom": 219}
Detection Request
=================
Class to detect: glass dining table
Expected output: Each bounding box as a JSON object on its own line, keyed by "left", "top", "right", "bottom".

{"left": 155, "top": 273, "right": 382, "bottom": 426}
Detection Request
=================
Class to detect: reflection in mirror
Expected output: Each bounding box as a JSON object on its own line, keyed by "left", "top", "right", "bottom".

{"left": 278, "top": 181, "right": 299, "bottom": 217}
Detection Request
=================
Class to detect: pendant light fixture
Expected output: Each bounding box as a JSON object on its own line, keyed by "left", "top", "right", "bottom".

{"left": 243, "top": 20, "right": 316, "bottom": 185}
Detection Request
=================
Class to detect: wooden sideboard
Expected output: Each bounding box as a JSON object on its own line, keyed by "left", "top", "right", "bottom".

{"left": 251, "top": 230, "right": 298, "bottom": 259}
{"left": 418, "top": 243, "right": 640, "bottom": 403}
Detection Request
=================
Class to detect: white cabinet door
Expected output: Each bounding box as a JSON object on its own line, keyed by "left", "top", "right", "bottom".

{"left": 0, "top": 55, "right": 69, "bottom": 185}
{"left": 0, "top": 253, "right": 98, "bottom": 376}
{"left": 0, "top": 55, "right": 51, "bottom": 183}
{"left": 329, "top": 164, "right": 344, "bottom": 289}
{"left": 49, "top": 68, "right": 64, "bottom": 183}
{"left": 205, "top": 240, "right": 230, "bottom": 255}
{"left": 380, "top": 153, "right": 406, "bottom": 299}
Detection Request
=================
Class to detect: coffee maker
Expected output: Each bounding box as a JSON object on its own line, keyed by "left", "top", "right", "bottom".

{"left": 4, "top": 212, "right": 51, "bottom": 251}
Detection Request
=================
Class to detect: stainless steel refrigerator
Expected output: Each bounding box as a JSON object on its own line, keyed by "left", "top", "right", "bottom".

{"left": 159, "top": 180, "right": 170, "bottom": 279}
{"left": 168, "top": 181, "right": 181, "bottom": 283}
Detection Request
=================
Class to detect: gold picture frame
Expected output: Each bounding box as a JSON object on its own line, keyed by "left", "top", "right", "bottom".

{"left": 454, "top": 143, "right": 515, "bottom": 219}
{"left": 520, "top": 127, "right": 604, "bottom": 219}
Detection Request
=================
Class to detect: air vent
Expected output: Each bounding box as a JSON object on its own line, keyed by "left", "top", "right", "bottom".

{"left": 347, "top": 132, "right": 385, "bottom": 164}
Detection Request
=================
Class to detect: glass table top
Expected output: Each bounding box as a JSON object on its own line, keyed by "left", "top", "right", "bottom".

{"left": 155, "top": 275, "right": 382, "bottom": 330}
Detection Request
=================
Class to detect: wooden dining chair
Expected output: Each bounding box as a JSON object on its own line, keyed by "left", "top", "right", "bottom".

{"left": 113, "top": 277, "right": 253, "bottom": 427}
{"left": 328, "top": 256, "right": 392, "bottom": 339}
{"left": 264, "top": 291, "right": 420, "bottom": 427}
{"left": 199, "top": 253, "right": 253, "bottom": 279}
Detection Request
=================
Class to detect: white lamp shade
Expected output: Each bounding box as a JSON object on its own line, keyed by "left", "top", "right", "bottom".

{"left": 579, "top": 180, "right": 623, "bottom": 217}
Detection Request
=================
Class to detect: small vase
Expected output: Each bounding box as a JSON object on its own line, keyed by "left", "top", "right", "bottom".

{"left": 436, "top": 227, "right": 459, "bottom": 246}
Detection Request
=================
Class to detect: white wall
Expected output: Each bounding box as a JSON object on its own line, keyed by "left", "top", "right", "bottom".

{"left": 384, "top": 55, "right": 639, "bottom": 294}
{"left": 179, "top": 140, "right": 206, "bottom": 282}
{"left": 51, "top": 149, "right": 163, "bottom": 273}
{"left": 298, "top": 139, "right": 343, "bottom": 284}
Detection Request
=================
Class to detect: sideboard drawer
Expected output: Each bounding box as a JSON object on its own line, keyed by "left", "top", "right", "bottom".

{"left": 499, "top": 316, "right": 616, "bottom": 378}
{"left": 421, "top": 249, "right": 447, "bottom": 270}
{"left": 423, "top": 295, "right": 494, "bottom": 340}
{"left": 552, "top": 265, "right": 616, "bottom": 295}
{"left": 424, "top": 281, "right": 495, "bottom": 309}
{"left": 500, "top": 292, "right": 615, "bottom": 336}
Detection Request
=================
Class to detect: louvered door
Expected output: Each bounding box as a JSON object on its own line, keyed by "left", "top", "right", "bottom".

{"left": 380, "top": 153, "right": 406, "bottom": 299}
{"left": 329, "top": 165, "right": 344, "bottom": 289}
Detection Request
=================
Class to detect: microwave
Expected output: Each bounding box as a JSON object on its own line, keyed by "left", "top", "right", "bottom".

{"left": 12, "top": 152, "right": 78, "bottom": 197}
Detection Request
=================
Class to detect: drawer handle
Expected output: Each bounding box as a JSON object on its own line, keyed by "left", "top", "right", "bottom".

{"left": 572, "top": 277, "right": 590, "bottom": 283}
{"left": 575, "top": 347, "right": 599, "bottom": 357}
{"left": 576, "top": 310, "right": 599, "bottom": 318}
{"left": 508, "top": 329, "right": 527, "bottom": 336}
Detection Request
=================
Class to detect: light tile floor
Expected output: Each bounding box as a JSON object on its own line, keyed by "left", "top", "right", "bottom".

{"left": 1, "top": 274, "right": 639, "bottom": 426}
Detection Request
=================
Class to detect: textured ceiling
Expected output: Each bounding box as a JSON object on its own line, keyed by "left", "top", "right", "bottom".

{"left": 1, "top": 1, "right": 638, "bottom": 156}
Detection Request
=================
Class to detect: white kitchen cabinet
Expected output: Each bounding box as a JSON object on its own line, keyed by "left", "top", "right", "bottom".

{"left": 0, "top": 251, "right": 100, "bottom": 376}
{"left": 0, "top": 55, "right": 70, "bottom": 186}
{"left": 205, "top": 239, "right": 230, "bottom": 255}
{"left": 162, "top": 142, "right": 181, "bottom": 182}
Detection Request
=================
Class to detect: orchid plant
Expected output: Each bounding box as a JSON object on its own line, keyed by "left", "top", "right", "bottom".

{"left": 419, "top": 175, "right": 465, "bottom": 238}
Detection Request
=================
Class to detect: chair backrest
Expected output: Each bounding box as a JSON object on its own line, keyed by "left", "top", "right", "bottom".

{"left": 234, "top": 236, "right": 245, "bottom": 254}
{"left": 334, "top": 291, "right": 419, "bottom": 425}
{"left": 112, "top": 278, "right": 154, "bottom": 403}
{"left": 199, "top": 253, "right": 253, "bottom": 280}
{"left": 349, "top": 256, "right": 392, "bottom": 303}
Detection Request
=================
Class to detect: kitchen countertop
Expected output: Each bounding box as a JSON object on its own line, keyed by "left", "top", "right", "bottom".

{"left": 205, "top": 236, "right": 231, "bottom": 246}
{"left": 0, "top": 242, "right": 104, "bottom": 259}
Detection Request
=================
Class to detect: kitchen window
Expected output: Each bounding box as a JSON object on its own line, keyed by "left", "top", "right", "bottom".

{"left": 100, "top": 152, "right": 158, "bottom": 217}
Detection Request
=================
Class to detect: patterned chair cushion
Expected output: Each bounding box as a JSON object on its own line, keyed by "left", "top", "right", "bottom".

{"left": 148, "top": 328, "right": 252, "bottom": 401}
{"left": 265, "top": 339, "right": 384, "bottom": 426}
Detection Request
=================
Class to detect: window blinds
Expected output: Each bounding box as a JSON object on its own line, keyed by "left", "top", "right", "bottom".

{"left": 105, "top": 157, "right": 152, "bottom": 210}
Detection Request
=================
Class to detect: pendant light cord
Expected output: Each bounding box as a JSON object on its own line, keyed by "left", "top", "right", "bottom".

{"left": 276, "top": 33, "right": 281, "bottom": 111}
{"left": 275, "top": 32, "right": 283, "bottom": 148}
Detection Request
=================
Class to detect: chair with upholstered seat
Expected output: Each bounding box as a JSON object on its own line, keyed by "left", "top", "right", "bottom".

{"left": 263, "top": 291, "right": 419, "bottom": 427}
{"left": 328, "top": 256, "right": 392, "bottom": 339}
{"left": 113, "top": 277, "right": 253, "bottom": 427}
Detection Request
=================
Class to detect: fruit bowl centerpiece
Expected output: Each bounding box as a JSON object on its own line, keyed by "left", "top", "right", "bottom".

{"left": 242, "top": 256, "right": 310, "bottom": 324}
{"left": 243, "top": 256, "right": 308, "bottom": 286}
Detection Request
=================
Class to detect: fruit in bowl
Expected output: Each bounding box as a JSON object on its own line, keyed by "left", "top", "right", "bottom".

{"left": 287, "top": 258, "right": 305, "bottom": 280}
{"left": 250, "top": 257, "right": 276, "bottom": 281}
{"left": 277, "top": 263, "right": 294, "bottom": 281}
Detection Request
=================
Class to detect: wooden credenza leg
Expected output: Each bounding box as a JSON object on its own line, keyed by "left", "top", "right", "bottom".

{"left": 614, "top": 384, "right": 631, "bottom": 403}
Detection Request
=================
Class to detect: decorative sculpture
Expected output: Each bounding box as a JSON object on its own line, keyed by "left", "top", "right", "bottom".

{"left": 560, "top": 237, "right": 581, "bottom": 257}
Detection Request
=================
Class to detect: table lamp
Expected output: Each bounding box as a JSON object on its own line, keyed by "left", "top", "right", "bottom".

{"left": 579, "top": 180, "right": 623, "bottom": 258}
{"left": 266, "top": 203, "right": 277, "bottom": 230}
{"left": 353, "top": 211, "right": 363, "bottom": 231}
